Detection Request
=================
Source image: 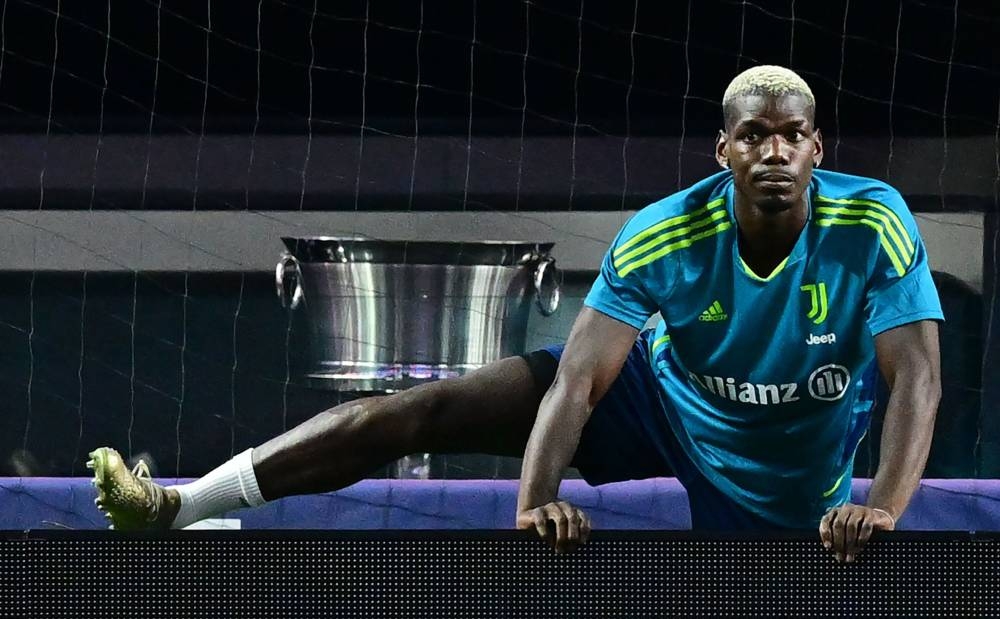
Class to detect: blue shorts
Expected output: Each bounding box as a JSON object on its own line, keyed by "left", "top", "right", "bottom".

{"left": 526, "top": 333, "right": 795, "bottom": 531}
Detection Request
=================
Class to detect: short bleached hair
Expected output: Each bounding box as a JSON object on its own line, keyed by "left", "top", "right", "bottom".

{"left": 722, "top": 65, "right": 815, "bottom": 127}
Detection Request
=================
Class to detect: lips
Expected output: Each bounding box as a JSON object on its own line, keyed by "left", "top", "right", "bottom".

{"left": 752, "top": 172, "right": 796, "bottom": 193}
{"left": 753, "top": 171, "right": 795, "bottom": 183}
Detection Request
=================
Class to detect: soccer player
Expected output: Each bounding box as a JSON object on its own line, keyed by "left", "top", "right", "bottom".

{"left": 89, "top": 65, "right": 942, "bottom": 563}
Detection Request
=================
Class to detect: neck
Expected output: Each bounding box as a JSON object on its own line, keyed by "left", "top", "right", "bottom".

{"left": 733, "top": 194, "right": 809, "bottom": 276}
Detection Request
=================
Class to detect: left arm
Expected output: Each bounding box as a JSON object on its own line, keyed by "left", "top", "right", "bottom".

{"left": 866, "top": 319, "right": 942, "bottom": 518}
{"left": 820, "top": 320, "right": 941, "bottom": 562}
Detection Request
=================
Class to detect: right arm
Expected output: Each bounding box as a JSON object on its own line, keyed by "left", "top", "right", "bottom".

{"left": 516, "top": 306, "right": 640, "bottom": 552}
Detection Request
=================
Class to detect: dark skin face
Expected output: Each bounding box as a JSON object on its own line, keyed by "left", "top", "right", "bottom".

{"left": 715, "top": 92, "right": 823, "bottom": 275}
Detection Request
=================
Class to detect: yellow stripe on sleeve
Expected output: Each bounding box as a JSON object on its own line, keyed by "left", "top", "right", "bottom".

{"left": 815, "top": 204, "right": 912, "bottom": 266}
{"left": 613, "top": 208, "right": 729, "bottom": 270}
{"left": 618, "top": 221, "right": 732, "bottom": 278}
{"left": 815, "top": 195, "right": 915, "bottom": 256}
{"left": 613, "top": 197, "right": 726, "bottom": 258}
{"left": 815, "top": 217, "right": 907, "bottom": 276}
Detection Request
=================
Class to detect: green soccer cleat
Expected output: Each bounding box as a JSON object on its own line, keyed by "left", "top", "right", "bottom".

{"left": 87, "top": 447, "right": 172, "bottom": 530}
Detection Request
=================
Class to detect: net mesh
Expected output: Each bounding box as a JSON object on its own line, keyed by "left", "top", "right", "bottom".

{"left": 0, "top": 0, "right": 995, "bottom": 485}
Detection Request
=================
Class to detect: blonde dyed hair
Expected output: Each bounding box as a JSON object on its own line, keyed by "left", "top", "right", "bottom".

{"left": 722, "top": 65, "right": 815, "bottom": 126}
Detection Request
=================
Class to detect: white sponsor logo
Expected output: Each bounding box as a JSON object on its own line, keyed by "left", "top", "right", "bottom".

{"left": 688, "top": 364, "right": 852, "bottom": 404}
{"left": 805, "top": 332, "right": 837, "bottom": 345}
{"left": 688, "top": 372, "right": 800, "bottom": 405}
{"left": 807, "top": 364, "right": 851, "bottom": 401}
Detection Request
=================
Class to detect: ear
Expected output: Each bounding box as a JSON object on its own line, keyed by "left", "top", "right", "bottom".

{"left": 812, "top": 128, "right": 824, "bottom": 168}
{"left": 715, "top": 130, "right": 729, "bottom": 169}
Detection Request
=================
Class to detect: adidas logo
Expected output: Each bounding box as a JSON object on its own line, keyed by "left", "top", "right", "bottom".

{"left": 699, "top": 300, "right": 728, "bottom": 322}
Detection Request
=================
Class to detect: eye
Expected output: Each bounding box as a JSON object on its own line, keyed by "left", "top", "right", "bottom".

{"left": 787, "top": 130, "right": 807, "bottom": 143}
{"left": 741, "top": 132, "right": 760, "bottom": 143}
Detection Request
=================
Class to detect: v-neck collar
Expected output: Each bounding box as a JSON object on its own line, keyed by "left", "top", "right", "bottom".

{"left": 725, "top": 177, "right": 813, "bottom": 283}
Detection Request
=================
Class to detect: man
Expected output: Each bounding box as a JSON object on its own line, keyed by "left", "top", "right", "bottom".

{"left": 90, "top": 65, "right": 942, "bottom": 563}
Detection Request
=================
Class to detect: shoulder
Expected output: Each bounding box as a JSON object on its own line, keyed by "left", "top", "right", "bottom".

{"left": 811, "top": 169, "right": 915, "bottom": 229}
{"left": 810, "top": 170, "right": 919, "bottom": 275}
{"left": 612, "top": 171, "right": 733, "bottom": 272}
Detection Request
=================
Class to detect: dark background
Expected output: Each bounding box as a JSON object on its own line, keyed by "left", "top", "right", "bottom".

{"left": 1, "top": 0, "right": 996, "bottom": 136}
{"left": 0, "top": 0, "right": 996, "bottom": 479}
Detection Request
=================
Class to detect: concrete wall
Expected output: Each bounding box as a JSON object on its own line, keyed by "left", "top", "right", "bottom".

{"left": 0, "top": 133, "right": 987, "bottom": 289}
{"left": 0, "top": 209, "right": 984, "bottom": 288}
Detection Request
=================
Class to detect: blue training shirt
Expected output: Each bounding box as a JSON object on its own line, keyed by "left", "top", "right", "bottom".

{"left": 584, "top": 168, "right": 944, "bottom": 527}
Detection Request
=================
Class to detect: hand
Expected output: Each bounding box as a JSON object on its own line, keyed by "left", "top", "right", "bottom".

{"left": 516, "top": 500, "right": 592, "bottom": 554}
{"left": 819, "top": 503, "right": 895, "bottom": 563}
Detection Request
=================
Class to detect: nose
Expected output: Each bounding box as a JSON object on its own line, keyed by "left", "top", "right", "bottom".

{"left": 760, "top": 134, "right": 789, "bottom": 165}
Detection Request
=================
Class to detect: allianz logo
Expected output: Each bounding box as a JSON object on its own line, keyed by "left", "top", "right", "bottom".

{"left": 688, "top": 364, "right": 851, "bottom": 405}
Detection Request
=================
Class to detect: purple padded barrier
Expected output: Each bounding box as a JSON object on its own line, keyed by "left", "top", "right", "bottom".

{"left": 1, "top": 478, "right": 998, "bottom": 531}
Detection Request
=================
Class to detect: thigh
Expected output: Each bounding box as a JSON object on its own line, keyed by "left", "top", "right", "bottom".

{"left": 407, "top": 355, "right": 546, "bottom": 458}
{"left": 561, "top": 339, "right": 679, "bottom": 484}
{"left": 411, "top": 337, "right": 675, "bottom": 477}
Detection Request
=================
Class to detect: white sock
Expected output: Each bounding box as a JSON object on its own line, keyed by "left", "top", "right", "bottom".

{"left": 165, "top": 448, "right": 266, "bottom": 529}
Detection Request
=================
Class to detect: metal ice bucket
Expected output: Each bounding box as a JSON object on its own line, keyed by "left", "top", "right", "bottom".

{"left": 276, "top": 238, "right": 560, "bottom": 392}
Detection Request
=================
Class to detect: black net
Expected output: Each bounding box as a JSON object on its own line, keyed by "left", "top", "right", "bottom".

{"left": 0, "top": 1, "right": 995, "bottom": 480}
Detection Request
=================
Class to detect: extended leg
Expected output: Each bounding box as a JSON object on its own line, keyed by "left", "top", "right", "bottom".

{"left": 253, "top": 355, "right": 543, "bottom": 498}
{"left": 90, "top": 355, "right": 546, "bottom": 529}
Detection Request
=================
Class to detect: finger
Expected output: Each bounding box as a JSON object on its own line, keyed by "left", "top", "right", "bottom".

{"left": 546, "top": 505, "right": 569, "bottom": 553}
{"left": 819, "top": 510, "right": 835, "bottom": 550}
{"left": 557, "top": 502, "right": 580, "bottom": 550}
{"left": 531, "top": 510, "right": 549, "bottom": 541}
{"left": 833, "top": 510, "right": 850, "bottom": 561}
{"left": 843, "top": 510, "right": 863, "bottom": 562}
{"left": 580, "top": 511, "right": 592, "bottom": 545}
{"left": 855, "top": 516, "right": 875, "bottom": 555}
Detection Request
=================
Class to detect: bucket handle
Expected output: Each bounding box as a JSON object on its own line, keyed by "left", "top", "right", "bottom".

{"left": 275, "top": 252, "right": 305, "bottom": 310}
{"left": 533, "top": 256, "right": 561, "bottom": 317}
